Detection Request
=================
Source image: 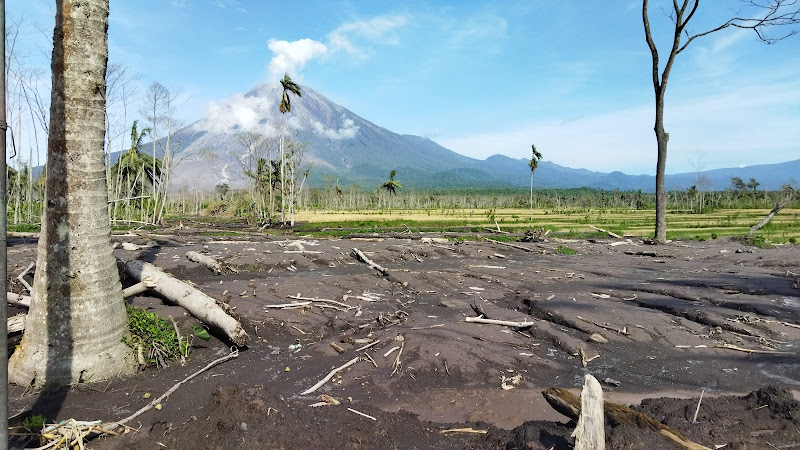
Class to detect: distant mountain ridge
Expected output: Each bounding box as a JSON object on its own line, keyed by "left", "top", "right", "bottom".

{"left": 160, "top": 83, "right": 798, "bottom": 193}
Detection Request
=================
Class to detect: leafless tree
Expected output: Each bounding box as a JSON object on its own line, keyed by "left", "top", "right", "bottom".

{"left": 643, "top": 0, "right": 800, "bottom": 243}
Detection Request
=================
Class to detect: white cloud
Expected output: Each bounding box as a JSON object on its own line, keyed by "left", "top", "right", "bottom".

{"left": 309, "top": 117, "right": 359, "bottom": 140}
{"left": 195, "top": 94, "right": 279, "bottom": 134}
{"left": 266, "top": 38, "right": 328, "bottom": 81}
{"left": 327, "top": 15, "right": 407, "bottom": 58}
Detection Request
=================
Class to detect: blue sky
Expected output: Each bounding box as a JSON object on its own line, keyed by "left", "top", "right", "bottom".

{"left": 8, "top": 0, "right": 800, "bottom": 175}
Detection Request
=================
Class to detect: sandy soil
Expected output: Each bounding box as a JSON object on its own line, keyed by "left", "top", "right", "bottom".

{"left": 6, "top": 225, "right": 800, "bottom": 449}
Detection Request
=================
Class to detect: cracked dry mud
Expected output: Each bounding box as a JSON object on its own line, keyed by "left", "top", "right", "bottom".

{"left": 6, "top": 230, "right": 800, "bottom": 449}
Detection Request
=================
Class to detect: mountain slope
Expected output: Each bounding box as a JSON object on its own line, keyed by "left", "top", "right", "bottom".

{"left": 161, "top": 83, "right": 798, "bottom": 193}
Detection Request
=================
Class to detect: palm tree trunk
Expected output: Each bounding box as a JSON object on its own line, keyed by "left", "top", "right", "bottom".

{"left": 280, "top": 116, "right": 286, "bottom": 224}
{"left": 530, "top": 172, "right": 533, "bottom": 222}
{"left": 9, "top": 0, "right": 135, "bottom": 387}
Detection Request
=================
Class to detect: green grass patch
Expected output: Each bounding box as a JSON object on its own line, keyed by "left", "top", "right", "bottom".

{"left": 123, "top": 306, "right": 191, "bottom": 368}
{"left": 555, "top": 245, "right": 577, "bottom": 255}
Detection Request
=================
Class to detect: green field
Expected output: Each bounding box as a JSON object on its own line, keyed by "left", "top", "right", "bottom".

{"left": 294, "top": 207, "right": 800, "bottom": 243}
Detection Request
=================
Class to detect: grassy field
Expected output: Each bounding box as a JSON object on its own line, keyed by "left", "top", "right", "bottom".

{"left": 293, "top": 207, "right": 800, "bottom": 243}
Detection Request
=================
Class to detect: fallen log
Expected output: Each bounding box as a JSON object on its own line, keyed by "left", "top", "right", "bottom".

{"left": 351, "top": 248, "right": 389, "bottom": 276}
{"left": 186, "top": 251, "right": 222, "bottom": 274}
{"left": 543, "top": 387, "right": 710, "bottom": 450}
{"left": 7, "top": 292, "right": 31, "bottom": 308}
{"left": 126, "top": 260, "right": 249, "bottom": 346}
{"left": 748, "top": 204, "right": 783, "bottom": 236}
{"left": 588, "top": 225, "right": 622, "bottom": 239}
{"left": 121, "top": 279, "right": 157, "bottom": 298}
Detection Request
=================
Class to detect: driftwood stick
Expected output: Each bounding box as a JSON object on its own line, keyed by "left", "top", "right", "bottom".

{"left": 714, "top": 343, "right": 794, "bottom": 355}
{"left": 98, "top": 350, "right": 239, "bottom": 433}
{"left": 16, "top": 262, "right": 35, "bottom": 293}
{"left": 572, "top": 375, "right": 605, "bottom": 450}
{"left": 543, "top": 387, "right": 711, "bottom": 450}
{"left": 347, "top": 408, "right": 376, "bottom": 421}
{"left": 692, "top": 389, "right": 704, "bottom": 424}
{"left": 288, "top": 294, "right": 355, "bottom": 310}
{"left": 126, "top": 260, "right": 249, "bottom": 346}
{"left": 351, "top": 248, "right": 389, "bottom": 276}
{"left": 7, "top": 292, "right": 31, "bottom": 308}
{"left": 484, "top": 238, "right": 538, "bottom": 253}
{"left": 121, "top": 279, "right": 157, "bottom": 298}
{"left": 186, "top": 251, "right": 222, "bottom": 274}
{"left": 264, "top": 301, "right": 312, "bottom": 309}
{"left": 356, "top": 340, "right": 381, "bottom": 352}
{"left": 465, "top": 316, "right": 534, "bottom": 328}
{"left": 301, "top": 357, "right": 361, "bottom": 395}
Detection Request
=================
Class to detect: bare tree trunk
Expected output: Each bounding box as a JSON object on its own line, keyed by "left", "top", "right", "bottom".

{"left": 9, "top": 0, "right": 135, "bottom": 387}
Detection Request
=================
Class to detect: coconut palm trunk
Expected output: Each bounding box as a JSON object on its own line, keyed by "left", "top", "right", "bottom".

{"left": 8, "top": 0, "right": 135, "bottom": 387}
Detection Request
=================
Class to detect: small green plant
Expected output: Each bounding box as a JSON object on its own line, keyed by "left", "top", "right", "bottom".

{"left": 23, "top": 414, "right": 46, "bottom": 432}
{"left": 710, "top": 232, "right": 718, "bottom": 239}
{"left": 746, "top": 235, "right": 772, "bottom": 248}
{"left": 790, "top": 237, "right": 797, "bottom": 244}
{"left": 555, "top": 245, "right": 576, "bottom": 255}
{"left": 123, "top": 306, "right": 191, "bottom": 368}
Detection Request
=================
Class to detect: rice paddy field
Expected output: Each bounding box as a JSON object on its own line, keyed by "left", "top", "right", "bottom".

{"left": 293, "top": 207, "right": 800, "bottom": 243}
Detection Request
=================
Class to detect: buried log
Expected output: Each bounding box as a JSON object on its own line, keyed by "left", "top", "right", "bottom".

{"left": 543, "top": 387, "right": 710, "bottom": 450}
{"left": 126, "top": 260, "right": 249, "bottom": 346}
{"left": 351, "top": 248, "right": 389, "bottom": 276}
{"left": 186, "top": 251, "right": 222, "bottom": 274}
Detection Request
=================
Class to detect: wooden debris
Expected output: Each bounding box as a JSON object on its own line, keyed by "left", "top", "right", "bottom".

{"left": 96, "top": 350, "right": 239, "bottom": 436}
{"left": 624, "top": 250, "right": 658, "bottom": 257}
{"left": 589, "top": 225, "right": 622, "bottom": 239}
{"left": 264, "top": 302, "right": 312, "bottom": 309}
{"left": 301, "top": 357, "right": 361, "bottom": 396}
{"left": 484, "top": 237, "right": 539, "bottom": 253}
{"left": 121, "top": 279, "right": 157, "bottom": 298}
{"left": 576, "top": 316, "right": 629, "bottom": 335}
{"left": 7, "top": 292, "right": 31, "bottom": 308}
{"left": 330, "top": 342, "right": 345, "bottom": 354}
{"left": 572, "top": 375, "right": 605, "bottom": 450}
{"left": 16, "top": 262, "right": 35, "bottom": 293}
{"left": 288, "top": 294, "right": 355, "bottom": 310}
{"left": 355, "top": 340, "right": 381, "bottom": 352}
{"left": 542, "top": 387, "right": 711, "bottom": 450}
{"left": 186, "top": 251, "right": 222, "bottom": 274}
{"left": 465, "top": 317, "right": 534, "bottom": 328}
{"left": 120, "top": 241, "right": 159, "bottom": 251}
{"left": 588, "top": 333, "right": 608, "bottom": 344}
{"left": 126, "top": 260, "right": 249, "bottom": 346}
{"left": 692, "top": 389, "right": 704, "bottom": 424}
{"left": 7, "top": 313, "right": 26, "bottom": 334}
{"left": 714, "top": 343, "right": 794, "bottom": 355}
{"left": 351, "top": 248, "right": 389, "bottom": 276}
